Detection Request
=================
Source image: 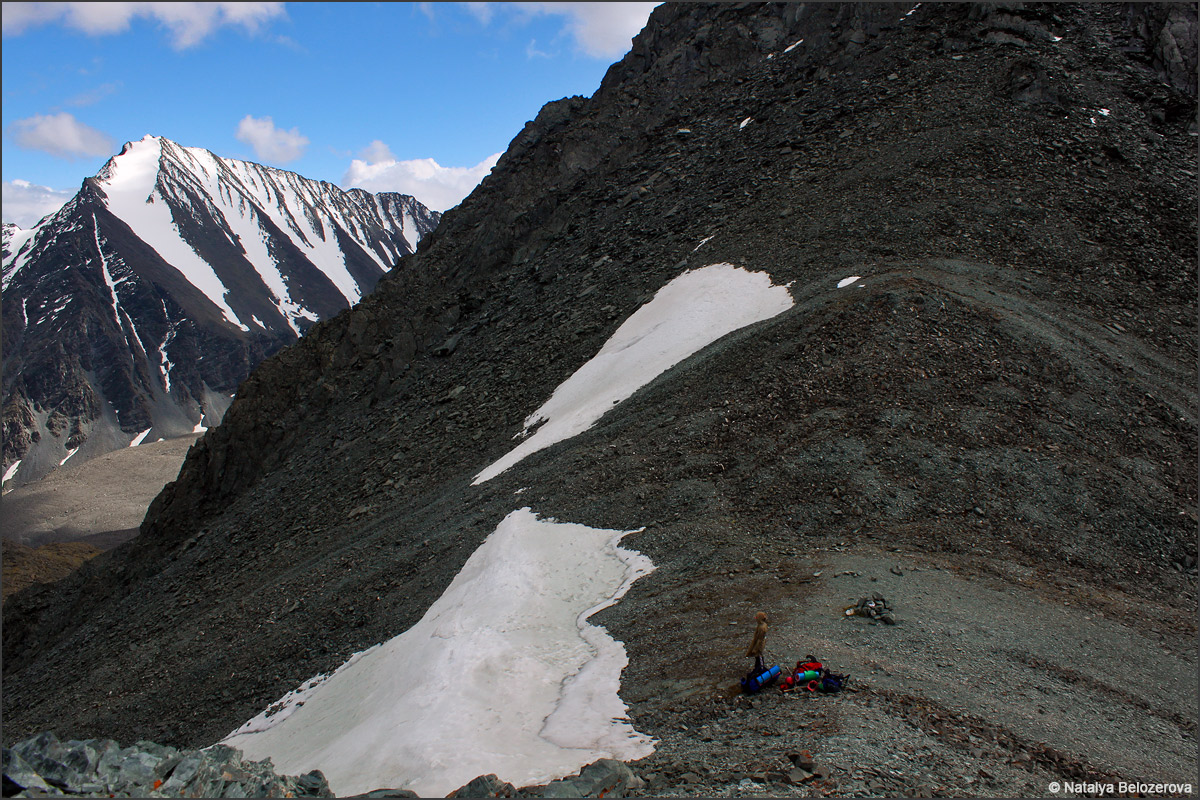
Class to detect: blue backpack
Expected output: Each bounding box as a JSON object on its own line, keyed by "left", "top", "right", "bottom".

{"left": 817, "top": 672, "right": 850, "bottom": 693}
{"left": 741, "top": 664, "right": 782, "bottom": 694}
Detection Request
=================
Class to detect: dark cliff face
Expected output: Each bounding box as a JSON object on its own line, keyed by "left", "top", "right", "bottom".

{"left": 1, "top": 139, "right": 440, "bottom": 486}
{"left": 3, "top": 1, "right": 1195, "bottom": 751}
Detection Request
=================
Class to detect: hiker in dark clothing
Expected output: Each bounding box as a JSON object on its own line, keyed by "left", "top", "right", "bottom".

{"left": 745, "top": 611, "right": 768, "bottom": 673}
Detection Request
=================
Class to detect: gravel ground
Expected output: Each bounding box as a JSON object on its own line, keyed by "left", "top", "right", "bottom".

{"left": 1, "top": 436, "right": 195, "bottom": 600}
{"left": 607, "top": 545, "right": 1195, "bottom": 798}
{"left": 1, "top": 434, "right": 197, "bottom": 549}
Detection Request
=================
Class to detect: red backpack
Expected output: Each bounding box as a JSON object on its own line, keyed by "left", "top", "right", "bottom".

{"left": 779, "top": 659, "right": 823, "bottom": 692}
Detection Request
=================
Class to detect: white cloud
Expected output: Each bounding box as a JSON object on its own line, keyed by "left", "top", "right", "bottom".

{"left": 65, "top": 81, "right": 121, "bottom": 107}
{"left": 8, "top": 112, "right": 114, "bottom": 159}
{"left": 3, "top": 179, "right": 74, "bottom": 228}
{"left": 1, "top": 2, "right": 286, "bottom": 49}
{"left": 235, "top": 115, "right": 309, "bottom": 164}
{"left": 526, "top": 38, "right": 554, "bottom": 59}
{"left": 530, "top": 2, "right": 659, "bottom": 58}
{"left": 460, "top": 2, "right": 494, "bottom": 25}
{"left": 358, "top": 140, "right": 395, "bottom": 164}
{"left": 470, "top": 2, "right": 656, "bottom": 59}
{"left": 343, "top": 152, "right": 501, "bottom": 213}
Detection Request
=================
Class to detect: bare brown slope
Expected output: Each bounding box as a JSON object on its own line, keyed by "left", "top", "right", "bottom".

{"left": 1, "top": 541, "right": 101, "bottom": 601}
{"left": 1, "top": 434, "right": 198, "bottom": 549}
{"left": 3, "top": 4, "right": 1195, "bottom": 791}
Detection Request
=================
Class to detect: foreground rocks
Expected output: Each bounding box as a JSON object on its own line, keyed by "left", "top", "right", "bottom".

{"left": 2, "top": 732, "right": 641, "bottom": 798}
{"left": 2, "top": 732, "right": 329, "bottom": 798}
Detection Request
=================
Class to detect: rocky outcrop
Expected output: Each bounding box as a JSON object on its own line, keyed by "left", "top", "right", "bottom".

{"left": 2, "top": 733, "right": 640, "bottom": 799}
{"left": 1126, "top": 2, "right": 1199, "bottom": 97}
{"left": 2, "top": 732, "right": 330, "bottom": 798}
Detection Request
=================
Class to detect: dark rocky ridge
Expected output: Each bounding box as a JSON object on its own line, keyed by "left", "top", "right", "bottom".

{"left": 3, "top": 3, "right": 1196, "bottom": 795}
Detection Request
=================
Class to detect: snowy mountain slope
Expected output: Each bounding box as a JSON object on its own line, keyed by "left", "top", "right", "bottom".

{"left": 1, "top": 136, "right": 439, "bottom": 486}
{"left": 1, "top": 224, "right": 34, "bottom": 282}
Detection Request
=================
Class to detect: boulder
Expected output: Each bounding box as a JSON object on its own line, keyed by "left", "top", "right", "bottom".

{"left": 449, "top": 773, "right": 516, "bottom": 797}
{"left": 340, "top": 789, "right": 420, "bottom": 799}
{"left": 2, "top": 748, "right": 55, "bottom": 794}
{"left": 1, "top": 732, "right": 333, "bottom": 798}
{"left": 542, "top": 759, "right": 638, "bottom": 798}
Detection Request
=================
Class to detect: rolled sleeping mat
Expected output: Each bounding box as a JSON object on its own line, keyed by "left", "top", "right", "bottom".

{"left": 750, "top": 665, "right": 782, "bottom": 691}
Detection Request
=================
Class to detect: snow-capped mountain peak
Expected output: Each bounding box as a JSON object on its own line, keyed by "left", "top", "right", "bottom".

{"left": 2, "top": 135, "right": 440, "bottom": 486}
{"left": 89, "top": 134, "right": 436, "bottom": 333}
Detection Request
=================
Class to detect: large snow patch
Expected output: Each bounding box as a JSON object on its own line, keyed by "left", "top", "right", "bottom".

{"left": 474, "top": 263, "right": 794, "bottom": 484}
{"left": 100, "top": 136, "right": 248, "bottom": 330}
{"left": 222, "top": 508, "right": 655, "bottom": 797}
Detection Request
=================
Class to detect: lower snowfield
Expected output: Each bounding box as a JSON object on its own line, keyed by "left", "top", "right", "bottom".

{"left": 223, "top": 508, "right": 655, "bottom": 797}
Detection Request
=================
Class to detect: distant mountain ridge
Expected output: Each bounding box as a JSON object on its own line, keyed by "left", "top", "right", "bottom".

{"left": 2, "top": 136, "right": 439, "bottom": 486}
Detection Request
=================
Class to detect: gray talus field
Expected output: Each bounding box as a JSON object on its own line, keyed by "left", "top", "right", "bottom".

{"left": 2, "top": 434, "right": 198, "bottom": 550}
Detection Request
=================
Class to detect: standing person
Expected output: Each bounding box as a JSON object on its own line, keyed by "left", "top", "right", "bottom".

{"left": 745, "top": 611, "right": 768, "bottom": 673}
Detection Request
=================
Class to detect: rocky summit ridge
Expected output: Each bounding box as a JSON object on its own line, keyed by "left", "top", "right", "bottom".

{"left": 3, "top": 3, "right": 1196, "bottom": 797}
{"left": 2, "top": 136, "right": 439, "bottom": 487}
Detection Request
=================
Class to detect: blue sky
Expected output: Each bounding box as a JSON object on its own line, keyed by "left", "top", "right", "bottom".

{"left": 2, "top": 2, "right": 658, "bottom": 226}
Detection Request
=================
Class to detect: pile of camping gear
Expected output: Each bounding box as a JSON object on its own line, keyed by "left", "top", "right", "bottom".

{"left": 741, "top": 656, "right": 850, "bottom": 695}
